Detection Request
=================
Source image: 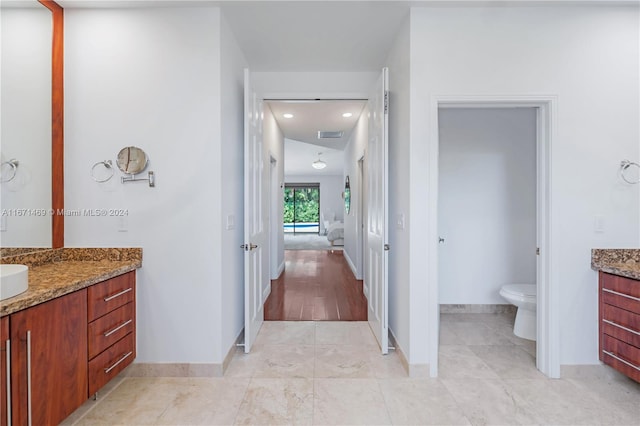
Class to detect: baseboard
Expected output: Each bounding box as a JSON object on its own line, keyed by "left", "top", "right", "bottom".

{"left": 262, "top": 283, "right": 271, "bottom": 304}
{"left": 272, "top": 260, "right": 285, "bottom": 280}
{"left": 223, "top": 329, "right": 244, "bottom": 373}
{"left": 389, "top": 329, "right": 430, "bottom": 378}
{"left": 440, "top": 304, "right": 516, "bottom": 314}
{"left": 344, "top": 250, "right": 358, "bottom": 277}
{"left": 126, "top": 362, "right": 223, "bottom": 377}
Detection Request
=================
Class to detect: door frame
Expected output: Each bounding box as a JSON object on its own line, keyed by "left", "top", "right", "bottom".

{"left": 428, "top": 95, "right": 559, "bottom": 378}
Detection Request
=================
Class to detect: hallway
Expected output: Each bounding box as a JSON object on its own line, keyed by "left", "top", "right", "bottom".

{"left": 264, "top": 250, "right": 367, "bottom": 321}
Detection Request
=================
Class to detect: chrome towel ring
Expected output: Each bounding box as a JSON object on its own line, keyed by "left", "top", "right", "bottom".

{"left": 91, "top": 160, "right": 115, "bottom": 183}
{"left": 620, "top": 160, "right": 640, "bottom": 185}
{"left": 0, "top": 159, "right": 19, "bottom": 183}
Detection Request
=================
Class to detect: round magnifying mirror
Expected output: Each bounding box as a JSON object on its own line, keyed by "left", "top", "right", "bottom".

{"left": 116, "top": 146, "right": 148, "bottom": 175}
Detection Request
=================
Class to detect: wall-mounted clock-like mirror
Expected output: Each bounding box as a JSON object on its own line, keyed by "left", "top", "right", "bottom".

{"left": 344, "top": 175, "right": 351, "bottom": 214}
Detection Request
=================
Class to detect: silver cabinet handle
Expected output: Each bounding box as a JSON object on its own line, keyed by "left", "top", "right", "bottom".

{"left": 602, "top": 288, "right": 640, "bottom": 302}
{"left": 104, "top": 320, "right": 133, "bottom": 338}
{"left": 602, "top": 319, "right": 640, "bottom": 337}
{"left": 27, "top": 330, "right": 32, "bottom": 426}
{"left": 104, "top": 287, "right": 132, "bottom": 302}
{"left": 6, "top": 339, "right": 11, "bottom": 426}
{"left": 104, "top": 351, "right": 132, "bottom": 374}
{"left": 603, "top": 350, "right": 640, "bottom": 372}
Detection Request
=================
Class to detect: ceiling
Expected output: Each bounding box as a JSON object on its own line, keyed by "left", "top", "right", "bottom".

{"left": 267, "top": 100, "right": 367, "bottom": 176}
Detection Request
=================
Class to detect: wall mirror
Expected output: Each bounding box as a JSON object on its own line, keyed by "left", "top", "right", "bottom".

{"left": 0, "top": 0, "right": 63, "bottom": 255}
{"left": 117, "top": 146, "right": 149, "bottom": 175}
{"left": 344, "top": 175, "right": 351, "bottom": 214}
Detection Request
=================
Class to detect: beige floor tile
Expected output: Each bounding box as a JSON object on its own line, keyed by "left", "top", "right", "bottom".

{"left": 315, "top": 345, "right": 375, "bottom": 378}
{"left": 379, "top": 379, "right": 471, "bottom": 425}
{"left": 154, "top": 378, "right": 249, "bottom": 425}
{"left": 469, "top": 345, "right": 545, "bottom": 379}
{"left": 369, "top": 350, "right": 409, "bottom": 379}
{"left": 74, "top": 378, "right": 189, "bottom": 425}
{"left": 567, "top": 376, "right": 640, "bottom": 423}
{"left": 224, "top": 347, "right": 263, "bottom": 378}
{"left": 234, "top": 378, "right": 313, "bottom": 425}
{"left": 315, "top": 321, "right": 377, "bottom": 347}
{"left": 446, "top": 321, "right": 515, "bottom": 346}
{"left": 252, "top": 344, "right": 315, "bottom": 378}
{"left": 254, "top": 321, "right": 316, "bottom": 345}
{"left": 503, "top": 378, "right": 636, "bottom": 425}
{"left": 439, "top": 345, "right": 501, "bottom": 379}
{"left": 442, "top": 378, "right": 543, "bottom": 425}
{"left": 313, "top": 378, "right": 391, "bottom": 425}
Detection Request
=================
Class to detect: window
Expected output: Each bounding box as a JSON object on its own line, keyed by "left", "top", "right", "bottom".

{"left": 283, "top": 183, "right": 320, "bottom": 234}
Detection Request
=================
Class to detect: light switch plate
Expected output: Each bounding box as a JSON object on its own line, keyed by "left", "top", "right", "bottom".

{"left": 396, "top": 213, "right": 405, "bottom": 230}
{"left": 594, "top": 215, "right": 605, "bottom": 233}
{"left": 0, "top": 215, "right": 6, "bottom": 232}
{"left": 117, "top": 216, "right": 128, "bottom": 232}
{"left": 226, "top": 214, "right": 235, "bottom": 230}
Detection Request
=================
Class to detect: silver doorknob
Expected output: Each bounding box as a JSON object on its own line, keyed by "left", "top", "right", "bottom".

{"left": 439, "top": 237, "right": 445, "bottom": 243}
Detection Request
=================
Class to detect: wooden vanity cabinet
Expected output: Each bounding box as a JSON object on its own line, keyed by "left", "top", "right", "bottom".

{"left": 1, "top": 316, "right": 8, "bottom": 426}
{"left": 87, "top": 271, "right": 136, "bottom": 396}
{"left": 10, "top": 290, "right": 88, "bottom": 426}
{"left": 599, "top": 272, "right": 640, "bottom": 382}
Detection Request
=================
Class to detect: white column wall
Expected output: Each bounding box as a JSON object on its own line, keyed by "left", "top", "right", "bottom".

{"left": 65, "top": 7, "right": 225, "bottom": 364}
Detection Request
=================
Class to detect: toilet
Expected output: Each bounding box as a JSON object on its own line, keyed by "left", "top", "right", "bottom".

{"left": 499, "top": 284, "right": 537, "bottom": 341}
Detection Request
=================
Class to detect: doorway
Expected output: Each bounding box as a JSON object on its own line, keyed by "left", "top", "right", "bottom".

{"left": 428, "top": 97, "right": 556, "bottom": 378}
{"left": 437, "top": 107, "right": 539, "bottom": 377}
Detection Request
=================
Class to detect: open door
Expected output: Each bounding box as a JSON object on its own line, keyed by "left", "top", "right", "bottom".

{"left": 243, "top": 68, "right": 268, "bottom": 353}
{"left": 366, "top": 68, "right": 389, "bottom": 354}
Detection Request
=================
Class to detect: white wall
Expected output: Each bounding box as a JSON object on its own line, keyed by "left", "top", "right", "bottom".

{"left": 438, "top": 108, "right": 537, "bottom": 304}
{"left": 264, "top": 105, "right": 285, "bottom": 279}
{"left": 253, "top": 72, "right": 378, "bottom": 99}
{"left": 384, "top": 16, "right": 412, "bottom": 367}
{"left": 220, "top": 14, "right": 248, "bottom": 360}
{"left": 1, "top": 7, "right": 52, "bottom": 247}
{"left": 343, "top": 108, "right": 368, "bottom": 278}
{"left": 410, "top": 6, "right": 640, "bottom": 366}
{"left": 284, "top": 174, "right": 344, "bottom": 233}
{"left": 65, "top": 7, "right": 230, "bottom": 365}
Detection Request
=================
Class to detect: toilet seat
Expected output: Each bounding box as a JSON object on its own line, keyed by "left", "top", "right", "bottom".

{"left": 500, "top": 284, "right": 536, "bottom": 298}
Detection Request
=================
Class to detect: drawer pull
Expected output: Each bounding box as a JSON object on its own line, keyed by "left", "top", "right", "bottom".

{"left": 104, "top": 351, "right": 133, "bottom": 374}
{"left": 603, "top": 350, "right": 640, "bottom": 372}
{"left": 104, "top": 287, "right": 132, "bottom": 302}
{"left": 603, "top": 319, "right": 640, "bottom": 337}
{"left": 104, "top": 319, "right": 133, "bottom": 337}
{"left": 602, "top": 288, "right": 640, "bottom": 302}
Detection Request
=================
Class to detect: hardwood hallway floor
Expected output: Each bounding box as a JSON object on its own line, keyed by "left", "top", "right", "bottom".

{"left": 265, "top": 250, "right": 367, "bottom": 321}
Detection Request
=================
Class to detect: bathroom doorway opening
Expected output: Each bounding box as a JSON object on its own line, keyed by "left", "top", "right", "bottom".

{"left": 428, "top": 97, "right": 557, "bottom": 378}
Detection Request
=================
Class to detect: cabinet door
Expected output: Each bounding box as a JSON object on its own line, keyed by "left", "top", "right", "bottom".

{"left": 10, "top": 290, "right": 88, "bottom": 426}
{"left": 1, "top": 316, "right": 8, "bottom": 426}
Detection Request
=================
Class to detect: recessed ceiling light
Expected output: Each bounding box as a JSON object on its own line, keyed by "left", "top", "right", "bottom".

{"left": 283, "top": 113, "right": 294, "bottom": 119}
{"left": 342, "top": 112, "right": 353, "bottom": 118}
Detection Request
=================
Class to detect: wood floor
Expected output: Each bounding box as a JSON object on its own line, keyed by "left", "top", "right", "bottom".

{"left": 264, "top": 250, "right": 367, "bottom": 321}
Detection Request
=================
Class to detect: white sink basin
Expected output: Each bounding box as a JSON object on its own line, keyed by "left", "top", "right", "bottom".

{"left": 0, "top": 264, "right": 28, "bottom": 301}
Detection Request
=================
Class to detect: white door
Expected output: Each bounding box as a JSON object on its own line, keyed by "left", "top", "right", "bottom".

{"left": 366, "top": 68, "right": 389, "bottom": 354}
{"left": 243, "top": 68, "right": 268, "bottom": 353}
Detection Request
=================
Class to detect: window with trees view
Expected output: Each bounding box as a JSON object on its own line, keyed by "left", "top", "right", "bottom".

{"left": 284, "top": 184, "right": 320, "bottom": 234}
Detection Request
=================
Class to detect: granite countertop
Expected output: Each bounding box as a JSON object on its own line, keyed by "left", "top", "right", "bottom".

{"left": 1, "top": 248, "right": 142, "bottom": 317}
{"left": 591, "top": 249, "right": 640, "bottom": 281}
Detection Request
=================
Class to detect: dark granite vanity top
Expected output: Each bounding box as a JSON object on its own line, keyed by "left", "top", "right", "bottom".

{"left": 591, "top": 249, "right": 640, "bottom": 280}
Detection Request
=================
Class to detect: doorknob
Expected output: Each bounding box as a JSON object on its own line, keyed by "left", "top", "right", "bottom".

{"left": 439, "top": 237, "right": 445, "bottom": 243}
{"left": 241, "top": 243, "right": 258, "bottom": 251}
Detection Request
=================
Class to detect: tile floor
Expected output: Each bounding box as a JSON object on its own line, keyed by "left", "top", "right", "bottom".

{"left": 63, "top": 315, "right": 640, "bottom": 425}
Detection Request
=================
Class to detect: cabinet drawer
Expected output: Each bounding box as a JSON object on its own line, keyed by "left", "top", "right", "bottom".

{"left": 601, "top": 303, "right": 640, "bottom": 348}
{"left": 601, "top": 273, "right": 640, "bottom": 315}
{"left": 88, "top": 272, "right": 135, "bottom": 321}
{"left": 601, "top": 334, "right": 640, "bottom": 382}
{"left": 88, "top": 303, "right": 135, "bottom": 360}
{"left": 88, "top": 332, "right": 135, "bottom": 396}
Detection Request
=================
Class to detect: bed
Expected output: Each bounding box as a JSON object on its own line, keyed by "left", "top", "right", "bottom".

{"left": 326, "top": 221, "right": 344, "bottom": 246}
